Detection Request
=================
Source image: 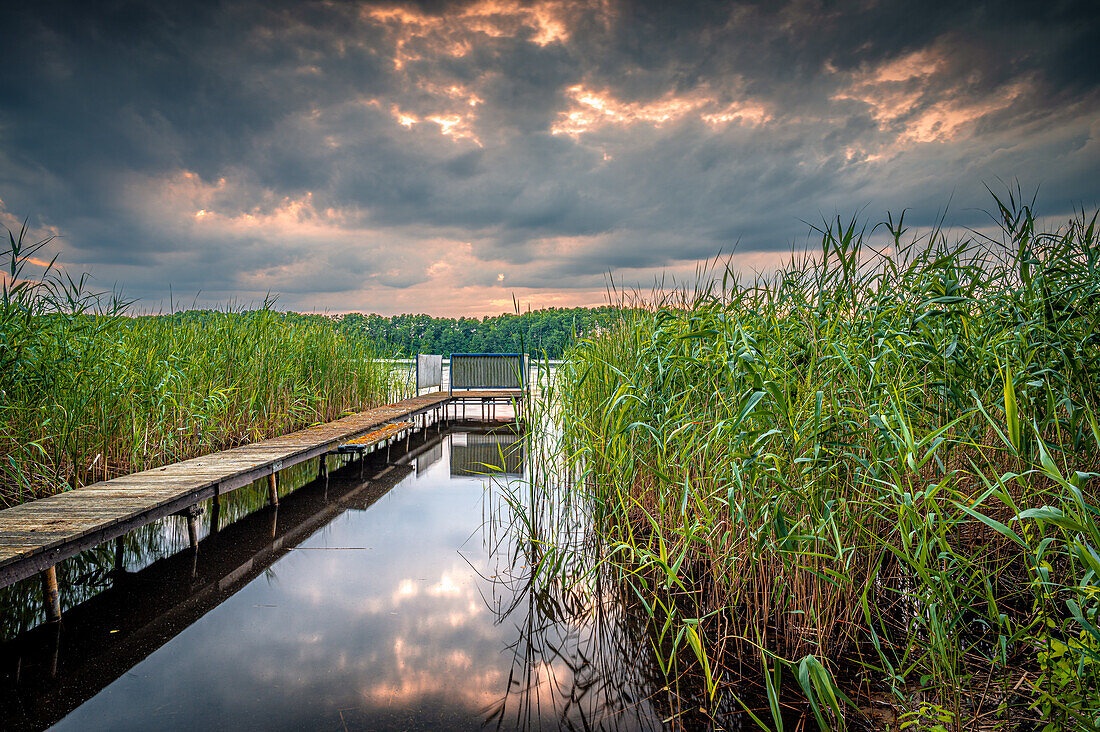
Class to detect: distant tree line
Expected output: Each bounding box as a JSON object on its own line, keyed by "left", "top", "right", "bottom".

{"left": 157, "top": 306, "right": 623, "bottom": 358}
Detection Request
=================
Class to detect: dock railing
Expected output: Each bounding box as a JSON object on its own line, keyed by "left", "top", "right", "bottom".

{"left": 448, "top": 353, "right": 526, "bottom": 395}
{"left": 415, "top": 353, "right": 444, "bottom": 394}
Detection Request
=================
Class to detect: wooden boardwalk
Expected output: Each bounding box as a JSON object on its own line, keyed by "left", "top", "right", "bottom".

{"left": 0, "top": 389, "right": 521, "bottom": 595}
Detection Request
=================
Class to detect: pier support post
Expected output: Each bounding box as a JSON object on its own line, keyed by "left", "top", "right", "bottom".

{"left": 41, "top": 565, "right": 61, "bottom": 623}
{"left": 267, "top": 472, "right": 279, "bottom": 507}
{"left": 211, "top": 490, "right": 221, "bottom": 534}
{"left": 186, "top": 506, "right": 199, "bottom": 550}
{"left": 113, "top": 536, "right": 125, "bottom": 573}
{"left": 48, "top": 622, "right": 61, "bottom": 678}
{"left": 318, "top": 455, "right": 328, "bottom": 481}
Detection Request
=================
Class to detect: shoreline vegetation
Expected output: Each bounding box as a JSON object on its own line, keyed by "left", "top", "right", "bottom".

{"left": 0, "top": 229, "right": 606, "bottom": 508}
{"left": 550, "top": 189, "right": 1100, "bottom": 729}
{"left": 284, "top": 307, "right": 620, "bottom": 359}
{"left": 0, "top": 227, "right": 400, "bottom": 507}
{"left": 162, "top": 307, "right": 620, "bottom": 360}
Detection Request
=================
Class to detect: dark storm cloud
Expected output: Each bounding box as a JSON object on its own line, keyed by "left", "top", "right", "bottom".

{"left": 0, "top": 0, "right": 1098, "bottom": 314}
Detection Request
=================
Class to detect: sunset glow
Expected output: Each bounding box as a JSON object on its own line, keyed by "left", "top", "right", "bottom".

{"left": 552, "top": 84, "right": 771, "bottom": 136}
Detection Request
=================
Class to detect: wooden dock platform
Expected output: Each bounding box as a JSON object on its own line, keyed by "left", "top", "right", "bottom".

{"left": 0, "top": 389, "right": 522, "bottom": 597}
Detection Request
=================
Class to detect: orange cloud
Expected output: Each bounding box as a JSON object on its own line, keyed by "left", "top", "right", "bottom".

{"left": 391, "top": 104, "right": 419, "bottom": 128}
{"left": 426, "top": 113, "right": 481, "bottom": 145}
{"left": 415, "top": 81, "right": 483, "bottom": 108}
{"left": 833, "top": 48, "right": 1027, "bottom": 144}
{"left": 871, "top": 49, "right": 942, "bottom": 83}
{"left": 362, "top": 2, "right": 599, "bottom": 146}
{"left": 390, "top": 102, "right": 481, "bottom": 145}
{"left": 365, "top": 0, "right": 580, "bottom": 70}
{"left": 552, "top": 84, "right": 770, "bottom": 137}
{"left": 0, "top": 201, "right": 64, "bottom": 267}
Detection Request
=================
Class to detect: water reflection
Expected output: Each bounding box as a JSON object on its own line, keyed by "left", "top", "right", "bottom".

{"left": 0, "top": 426, "right": 678, "bottom": 731}
{"left": 451, "top": 431, "right": 525, "bottom": 477}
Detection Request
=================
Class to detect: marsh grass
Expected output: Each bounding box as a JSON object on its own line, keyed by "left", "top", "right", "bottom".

{"left": 0, "top": 224, "right": 400, "bottom": 506}
{"left": 548, "top": 189, "right": 1100, "bottom": 729}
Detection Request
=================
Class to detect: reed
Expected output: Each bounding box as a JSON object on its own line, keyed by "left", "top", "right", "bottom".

{"left": 552, "top": 188, "right": 1100, "bottom": 729}
{"left": 0, "top": 224, "right": 400, "bottom": 506}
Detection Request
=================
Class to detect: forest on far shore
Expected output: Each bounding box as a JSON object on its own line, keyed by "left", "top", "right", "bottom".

{"left": 159, "top": 306, "right": 622, "bottom": 358}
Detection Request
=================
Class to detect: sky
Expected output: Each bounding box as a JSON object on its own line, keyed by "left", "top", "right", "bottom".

{"left": 1, "top": 0, "right": 1098, "bottom": 316}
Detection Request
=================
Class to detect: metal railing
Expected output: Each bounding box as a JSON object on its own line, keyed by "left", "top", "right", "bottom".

{"left": 415, "top": 354, "right": 443, "bottom": 392}
{"left": 449, "top": 353, "right": 526, "bottom": 393}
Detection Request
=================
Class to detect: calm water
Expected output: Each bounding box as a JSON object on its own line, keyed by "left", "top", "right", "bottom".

{"left": 0, "top": 425, "right": 680, "bottom": 731}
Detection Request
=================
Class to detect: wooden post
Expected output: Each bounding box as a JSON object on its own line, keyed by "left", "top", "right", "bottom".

{"left": 210, "top": 491, "right": 221, "bottom": 534}
{"left": 318, "top": 455, "right": 328, "bottom": 481}
{"left": 41, "top": 565, "right": 61, "bottom": 623}
{"left": 48, "top": 622, "right": 60, "bottom": 678}
{"left": 113, "top": 535, "right": 125, "bottom": 573}
{"left": 267, "top": 472, "right": 279, "bottom": 507}
{"left": 186, "top": 509, "right": 199, "bottom": 550}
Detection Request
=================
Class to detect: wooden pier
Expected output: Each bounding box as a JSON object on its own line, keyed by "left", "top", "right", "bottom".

{"left": 0, "top": 389, "right": 523, "bottom": 608}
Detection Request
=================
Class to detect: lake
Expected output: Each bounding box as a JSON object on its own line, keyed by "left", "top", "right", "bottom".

{"left": 0, "top": 422, "right": 680, "bottom": 731}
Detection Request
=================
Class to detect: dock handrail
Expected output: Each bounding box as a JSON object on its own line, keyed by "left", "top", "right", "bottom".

{"left": 415, "top": 353, "right": 443, "bottom": 393}
{"left": 448, "top": 353, "right": 526, "bottom": 394}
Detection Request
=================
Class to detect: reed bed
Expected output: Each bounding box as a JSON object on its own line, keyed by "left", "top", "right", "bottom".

{"left": 0, "top": 226, "right": 400, "bottom": 506}
{"left": 551, "top": 190, "right": 1100, "bottom": 729}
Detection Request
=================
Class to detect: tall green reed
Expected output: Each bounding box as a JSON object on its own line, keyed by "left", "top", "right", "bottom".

{"left": 553, "top": 188, "right": 1100, "bottom": 729}
{"left": 0, "top": 224, "right": 400, "bottom": 506}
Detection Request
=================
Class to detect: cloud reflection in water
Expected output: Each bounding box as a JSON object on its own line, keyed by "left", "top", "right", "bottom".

{"left": 48, "top": 433, "right": 664, "bottom": 731}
